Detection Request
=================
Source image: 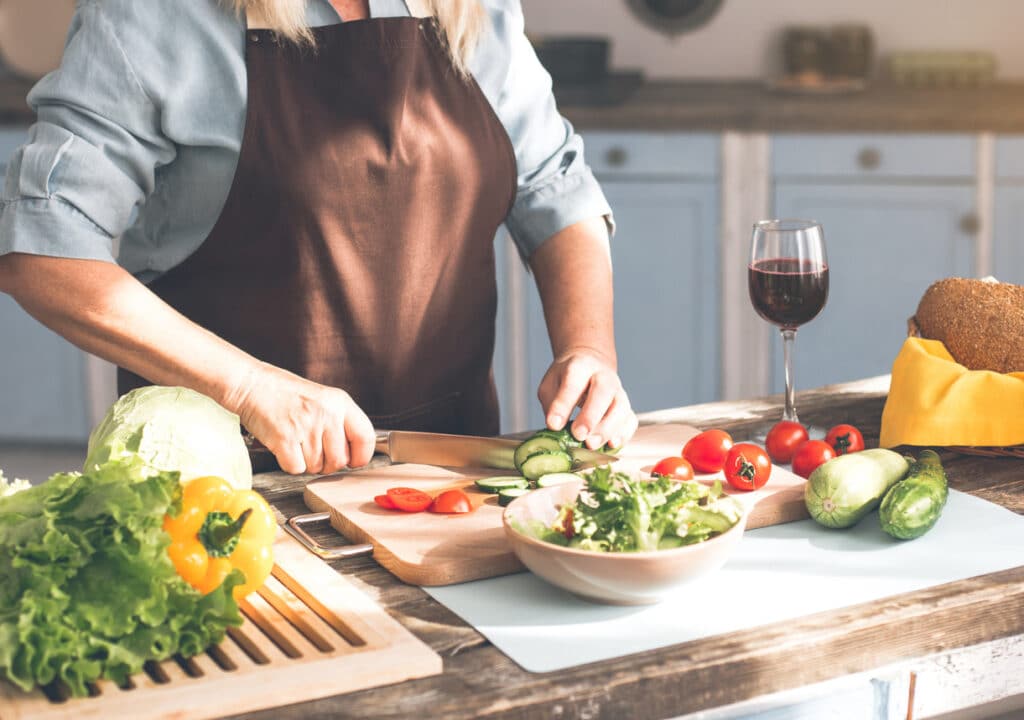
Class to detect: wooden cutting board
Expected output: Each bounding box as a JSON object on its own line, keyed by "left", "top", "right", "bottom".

{"left": 0, "top": 531, "right": 441, "bottom": 720}
{"left": 303, "top": 423, "right": 809, "bottom": 587}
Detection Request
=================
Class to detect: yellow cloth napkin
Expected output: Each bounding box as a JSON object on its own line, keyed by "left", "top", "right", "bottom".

{"left": 880, "top": 337, "right": 1024, "bottom": 448}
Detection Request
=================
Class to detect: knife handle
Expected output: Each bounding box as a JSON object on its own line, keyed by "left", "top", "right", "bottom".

{"left": 374, "top": 429, "right": 391, "bottom": 456}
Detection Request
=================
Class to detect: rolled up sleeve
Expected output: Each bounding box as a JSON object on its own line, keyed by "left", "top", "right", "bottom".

{"left": 494, "top": 2, "right": 613, "bottom": 259}
{"left": 0, "top": 0, "right": 175, "bottom": 262}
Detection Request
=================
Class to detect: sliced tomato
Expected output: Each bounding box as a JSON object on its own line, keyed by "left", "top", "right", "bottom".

{"left": 430, "top": 489, "right": 473, "bottom": 514}
{"left": 651, "top": 456, "right": 695, "bottom": 481}
{"left": 682, "top": 429, "right": 734, "bottom": 474}
{"left": 385, "top": 487, "right": 433, "bottom": 512}
{"left": 724, "top": 443, "right": 772, "bottom": 491}
{"left": 765, "top": 420, "right": 809, "bottom": 464}
{"left": 373, "top": 494, "right": 396, "bottom": 509}
{"left": 825, "top": 424, "right": 865, "bottom": 455}
{"left": 791, "top": 440, "right": 837, "bottom": 479}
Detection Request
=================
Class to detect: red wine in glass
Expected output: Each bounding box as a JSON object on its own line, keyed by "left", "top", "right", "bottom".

{"left": 748, "top": 258, "right": 829, "bottom": 329}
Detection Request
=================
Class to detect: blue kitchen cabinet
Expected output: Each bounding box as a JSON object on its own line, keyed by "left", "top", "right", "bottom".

{"left": 994, "top": 137, "right": 1024, "bottom": 285}
{"left": 520, "top": 133, "right": 721, "bottom": 429}
{"left": 0, "top": 127, "right": 92, "bottom": 442}
{"left": 770, "top": 135, "right": 978, "bottom": 392}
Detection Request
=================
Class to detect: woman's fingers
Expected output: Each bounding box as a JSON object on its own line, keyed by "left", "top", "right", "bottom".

{"left": 270, "top": 436, "right": 307, "bottom": 475}
{"left": 539, "top": 361, "right": 590, "bottom": 431}
{"left": 321, "top": 424, "right": 350, "bottom": 474}
{"left": 591, "top": 394, "right": 638, "bottom": 451}
{"left": 346, "top": 409, "right": 377, "bottom": 468}
{"left": 572, "top": 374, "right": 618, "bottom": 448}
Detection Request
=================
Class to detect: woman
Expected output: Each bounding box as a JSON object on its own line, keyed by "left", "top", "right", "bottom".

{"left": 0, "top": 0, "right": 637, "bottom": 474}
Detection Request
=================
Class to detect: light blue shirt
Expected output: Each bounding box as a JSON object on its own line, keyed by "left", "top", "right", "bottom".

{"left": 0, "top": 0, "right": 611, "bottom": 278}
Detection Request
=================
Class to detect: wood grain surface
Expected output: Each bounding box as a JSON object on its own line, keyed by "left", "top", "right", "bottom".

{"left": 302, "top": 423, "right": 807, "bottom": 586}
{"left": 232, "top": 377, "right": 1024, "bottom": 720}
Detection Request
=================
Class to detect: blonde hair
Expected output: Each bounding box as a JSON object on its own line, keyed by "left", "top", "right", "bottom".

{"left": 230, "top": 0, "right": 487, "bottom": 75}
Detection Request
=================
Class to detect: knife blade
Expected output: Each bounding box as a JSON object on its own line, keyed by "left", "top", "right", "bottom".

{"left": 375, "top": 430, "right": 617, "bottom": 470}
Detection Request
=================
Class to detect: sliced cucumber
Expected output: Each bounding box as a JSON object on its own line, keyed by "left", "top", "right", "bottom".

{"left": 498, "top": 487, "right": 531, "bottom": 506}
{"left": 534, "top": 428, "right": 582, "bottom": 449}
{"left": 520, "top": 450, "right": 573, "bottom": 482}
{"left": 513, "top": 435, "right": 564, "bottom": 471}
{"left": 536, "top": 472, "right": 581, "bottom": 488}
{"left": 475, "top": 475, "right": 530, "bottom": 494}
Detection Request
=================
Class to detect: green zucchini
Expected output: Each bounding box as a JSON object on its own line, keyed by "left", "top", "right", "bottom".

{"left": 805, "top": 449, "right": 910, "bottom": 529}
{"left": 536, "top": 472, "right": 581, "bottom": 488}
{"left": 513, "top": 435, "right": 564, "bottom": 471}
{"left": 475, "top": 476, "right": 530, "bottom": 494}
{"left": 498, "top": 487, "right": 531, "bottom": 506}
{"left": 879, "top": 450, "right": 948, "bottom": 540}
{"left": 519, "top": 450, "right": 573, "bottom": 482}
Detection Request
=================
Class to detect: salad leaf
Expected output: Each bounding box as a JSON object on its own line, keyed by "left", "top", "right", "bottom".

{"left": 0, "top": 456, "right": 243, "bottom": 696}
{"left": 530, "top": 466, "right": 743, "bottom": 553}
{"left": 0, "top": 470, "right": 30, "bottom": 498}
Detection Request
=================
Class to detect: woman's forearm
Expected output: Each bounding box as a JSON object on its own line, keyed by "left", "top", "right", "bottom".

{"left": 0, "top": 253, "right": 261, "bottom": 413}
{"left": 528, "top": 216, "right": 616, "bottom": 365}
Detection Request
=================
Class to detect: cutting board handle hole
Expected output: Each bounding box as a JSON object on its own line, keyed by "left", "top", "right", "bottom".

{"left": 142, "top": 660, "right": 170, "bottom": 684}
{"left": 172, "top": 654, "right": 204, "bottom": 678}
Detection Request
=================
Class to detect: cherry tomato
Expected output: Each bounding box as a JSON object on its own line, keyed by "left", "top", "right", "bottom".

{"left": 683, "top": 429, "right": 734, "bottom": 474}
{"left": 430, "top": 489, "right": 473, "bottom": 514}
{"left": 651, "top": 456, "right": 695, "bottom": 481}
{"left": 825, "top": 424, "right": 865, "bottom": 455}
{"left": 791, "top": 440, "right": 837, "bottom": 479}
{"left": 373, "top": 494, "right": 396, "bottom": 509}
{"left": 764, "top": 420, "right": 809, "bottom": 464}
{"left": 385, "top": 487, "right": 433, "bottom": 512}
{"left": 723, "top": 443, "right": 772, "bottom": 491}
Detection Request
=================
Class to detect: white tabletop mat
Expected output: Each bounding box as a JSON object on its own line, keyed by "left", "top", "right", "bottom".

{"left": 425, "top": 490, "right": 1024, "bottom": 673}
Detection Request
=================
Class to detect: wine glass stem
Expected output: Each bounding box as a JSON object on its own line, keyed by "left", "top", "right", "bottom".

{"left": 781, "top": 328, "right": 799, "bottom": 423}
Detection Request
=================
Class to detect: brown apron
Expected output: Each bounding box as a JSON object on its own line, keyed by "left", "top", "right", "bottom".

{"left": 119, "top": 16, "right": 517, "bottom": 436}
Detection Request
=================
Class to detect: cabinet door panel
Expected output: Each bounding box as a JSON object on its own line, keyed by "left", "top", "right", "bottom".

{"left": 994, "top": 186, "right": 1024, "bottom": 285}
{"left": 771, "top": 184, "right": 975, "bottom": 392}
{"left": 524, "top": 180, "right": 720, "bottom": 429}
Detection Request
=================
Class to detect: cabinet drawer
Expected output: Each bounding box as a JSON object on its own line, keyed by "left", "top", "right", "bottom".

{"left": 996, "top": 136, "right": 1024, "bottom": 180}
{"left": 773, "top": 134, "right": 976, "bottom": 180}
{"left": 583, "top": 132, "right": 719, "bottom": 178}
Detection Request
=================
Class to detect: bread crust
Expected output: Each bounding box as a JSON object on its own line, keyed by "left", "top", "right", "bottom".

{"left": 913, "top": 278, "right": 1024, "bottom": 374}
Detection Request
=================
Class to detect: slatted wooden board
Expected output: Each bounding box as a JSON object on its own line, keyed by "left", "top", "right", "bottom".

{"left": 304, "top": 422, "right": 809, "bottom": 587}
{"left": 0, "top": 532, "right": 441, "bottom": 720}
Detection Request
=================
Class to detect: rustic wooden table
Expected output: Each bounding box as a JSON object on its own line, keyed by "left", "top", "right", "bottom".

{"left": 233, "top": 377, "right": 1024, "bottom": 720}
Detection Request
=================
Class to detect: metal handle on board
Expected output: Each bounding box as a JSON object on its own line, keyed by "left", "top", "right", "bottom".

{"left": 284, "top": 512, "right": 374, "bottom": 560}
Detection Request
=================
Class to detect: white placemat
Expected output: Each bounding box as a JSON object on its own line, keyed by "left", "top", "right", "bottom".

{"left": 425, "top": 490, "right": 1024, "bottom": 673}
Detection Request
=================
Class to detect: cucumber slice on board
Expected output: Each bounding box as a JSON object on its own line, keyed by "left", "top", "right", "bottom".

{"left": 498, "top": 487, "right": 531, "bottom": 506}
{"left": 533, "top": 428, "right": 582, "bottom": 449}
{"left": 536, "top": 472, "right": 581, "bottom": 488}
{"left": 519, "top": 450, "right": 573, "bottom": 482}
{"left": 513, "top": 435, "right": 564, "bottom": 471}
{"left": 475, "top": 476, "right": 530, "bottom": 494}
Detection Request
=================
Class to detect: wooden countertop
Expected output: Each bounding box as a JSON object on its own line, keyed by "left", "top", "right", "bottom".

{"left": 559, "top": 80, "right": 1024, "bottom": 133}
{"left": 237, "top": 376, "right": 1024, "bottom": 719}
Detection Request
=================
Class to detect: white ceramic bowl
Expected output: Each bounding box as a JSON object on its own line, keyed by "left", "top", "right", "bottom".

{"left": 502, "top": 479, "right": 748, "bottom": 605}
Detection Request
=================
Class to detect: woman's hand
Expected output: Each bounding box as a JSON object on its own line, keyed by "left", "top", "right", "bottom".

{"left": 537, "top": 347, "right": 638, "bottom": 450}
{"left": 230, "top": 363, "right": 376, "bottom": 475}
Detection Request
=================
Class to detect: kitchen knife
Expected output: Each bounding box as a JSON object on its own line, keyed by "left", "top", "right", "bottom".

{"left": 374, "top": 430, "right": 617, "bottom": 470}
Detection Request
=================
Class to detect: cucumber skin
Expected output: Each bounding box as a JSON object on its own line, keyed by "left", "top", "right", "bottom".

{"left": 879, "top": 450, "right": 948, "bottom": 540}
{"left": 805, "top": 449, "right": 910, "bottom": 529}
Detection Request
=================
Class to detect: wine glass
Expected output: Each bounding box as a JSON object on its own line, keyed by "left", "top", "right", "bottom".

{"left": 748, "top": 219, "right": 829, "bottom": 428}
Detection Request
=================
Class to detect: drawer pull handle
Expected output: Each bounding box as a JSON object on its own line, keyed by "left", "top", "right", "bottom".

{"left": 605, "top": 146, "right": 628, "bottom": 167}
{"left": 857, "top": 147, "right": 882, "bottom": 170}
{"left": 959, "top": 213, "right": 980, "bottom": 236}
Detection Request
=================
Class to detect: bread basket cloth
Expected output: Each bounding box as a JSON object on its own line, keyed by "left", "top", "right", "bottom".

{"left": 880, "top": 337, "right": 1024, "bottom": 448}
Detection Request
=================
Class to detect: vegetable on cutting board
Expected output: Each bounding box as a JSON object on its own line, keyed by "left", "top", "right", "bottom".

{"left": 651, "top": 456, "right": 695, "bottom": 481}
{"left": 825, "top": 424, "right": 865, "bottom": 456}
{"left": 0, "top": 457, "right": 243, "bottom": 696}
{"left": 879, "top": 450, "right": 949, "bottom": 540}
{"left": 164, "top": 475, "right": 277, "bottom": 600}
{"left": 682, "top": 429, "right": 734, "bottom": 474}
{"left": 723, "top": 443, "right": 772, "bottom": 491}
{"left": 791, "top": 440, "right": 837, "bottom": 480}
{"left": 85, "top": 385, "right": 253, "bottom": 490}
{"left": 804, "top": 448, "right": 911, "bottom": 529}
{"left": 765, "top": 421, "right": 809, "bottom": 464}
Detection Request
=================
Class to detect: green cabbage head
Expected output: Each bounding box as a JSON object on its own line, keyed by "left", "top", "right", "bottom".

{"left": 84, "top": 386, "right": 252, "bottom": 490}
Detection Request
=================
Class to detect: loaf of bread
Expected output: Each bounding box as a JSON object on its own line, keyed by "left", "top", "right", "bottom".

{"left": 911, "top": 277, "right": 1024, "bottom": 374}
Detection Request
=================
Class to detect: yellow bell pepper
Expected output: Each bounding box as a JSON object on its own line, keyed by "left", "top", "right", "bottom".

{"left": 163, "top": 476, "right": 276, "bottom": 600}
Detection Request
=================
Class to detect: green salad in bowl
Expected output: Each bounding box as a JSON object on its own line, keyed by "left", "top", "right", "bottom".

{"left": 516, "top": 466, "right": 744, "bottom": 552}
